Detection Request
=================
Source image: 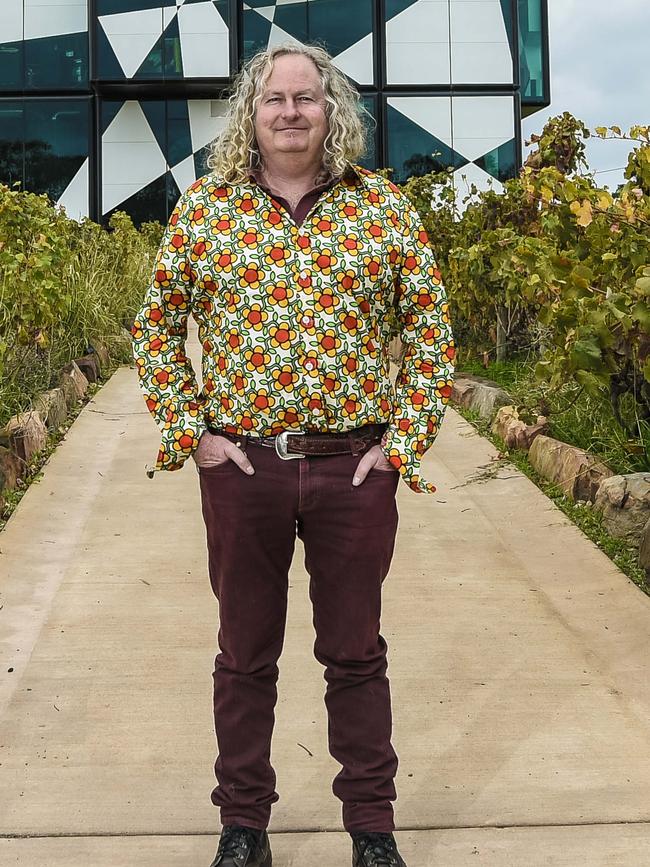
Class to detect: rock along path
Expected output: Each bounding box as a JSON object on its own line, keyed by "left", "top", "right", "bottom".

{"left": 1, "top": 356, "right": 650, "bottom": 866}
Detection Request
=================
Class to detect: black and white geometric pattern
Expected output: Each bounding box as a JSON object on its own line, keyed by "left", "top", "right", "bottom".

{"left": 101, "top": 96, "right": 229, "bottom": 218}
{"left": 0, "top": 0, "right": 537, "bottom": 222}
{"left": 98, "top": 0, "right": 230, "bottom": 79}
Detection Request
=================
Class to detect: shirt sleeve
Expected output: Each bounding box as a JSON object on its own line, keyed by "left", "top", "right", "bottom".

{"left": 131, "top": 189, "right": 206, "bottom": 476}
{"left": 380, "top": 189, "right": 455, "bottom": 493}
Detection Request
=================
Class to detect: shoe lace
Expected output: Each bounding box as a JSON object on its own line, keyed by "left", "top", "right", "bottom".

{"left": 217, "top": 825, "right": 260, "bottom": 860}
{"left": 355, "top": 833, "right": 400, "bottom": 866}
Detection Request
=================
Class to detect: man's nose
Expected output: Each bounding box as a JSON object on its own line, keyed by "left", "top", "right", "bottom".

{"left": 281, "top": 99, "right": 301, "bottom": 117}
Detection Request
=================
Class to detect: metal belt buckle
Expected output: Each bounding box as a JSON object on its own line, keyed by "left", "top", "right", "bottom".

{"left": 275, "top": 430, "right": 306, "bottom": 460}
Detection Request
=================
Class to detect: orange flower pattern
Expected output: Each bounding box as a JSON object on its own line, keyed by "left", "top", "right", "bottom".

{"left": 132, "top": 166, "right": 454, "bottom": 493}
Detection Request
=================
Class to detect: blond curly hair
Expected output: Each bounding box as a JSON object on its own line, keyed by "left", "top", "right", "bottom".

{"left": 207, "top": 43, "right": 371, "bottom": 183}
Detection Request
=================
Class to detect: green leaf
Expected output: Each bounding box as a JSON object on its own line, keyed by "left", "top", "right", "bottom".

{"left": 570, "top": 337, "right": 604, "bottom": 372}
{"left": 632, "top": 302, "right": 650, "bottom": 331}
{"left": 574, "top": 368, "right": 608, "bottom": 396}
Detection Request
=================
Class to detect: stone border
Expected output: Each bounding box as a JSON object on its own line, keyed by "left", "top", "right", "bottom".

{"left": 0, "top": 340, "right": 113, "bottom": 515}
{"left": 451, "top": 374, "right": 650, "bottom": 579}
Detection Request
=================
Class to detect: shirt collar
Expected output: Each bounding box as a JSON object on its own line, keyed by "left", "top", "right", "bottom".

{"left": 248, "top": 163, "right": 363, "bottom": 194}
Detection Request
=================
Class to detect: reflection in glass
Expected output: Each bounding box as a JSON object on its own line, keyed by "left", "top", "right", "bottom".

{"left": 0, "top": 99, "right": 89, "bottom": 203}
{"left": 387, "top": 102, "right": 466, "bottom": 183}
{"left": 0, "top": 42, "right": 23, "bottom": 90}
{"left": 519, "top": 0, "right": 545, "bottom": 101}
{"left": 25, "top": 33, "right": 88, "bottom": 90}
{"left": 475, "top": 139, "right": 517, "bottom": 182}
{"left": 0, "top": 102, "right": 24, "bottom": 187}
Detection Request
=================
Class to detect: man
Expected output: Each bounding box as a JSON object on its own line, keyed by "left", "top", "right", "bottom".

{"left": 132, "top": 43, "right": 454, "bottom": 867}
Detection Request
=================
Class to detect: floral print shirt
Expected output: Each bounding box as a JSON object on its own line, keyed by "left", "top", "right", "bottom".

{"left": 131, "top": 165, "right": 455, "bottom": 493}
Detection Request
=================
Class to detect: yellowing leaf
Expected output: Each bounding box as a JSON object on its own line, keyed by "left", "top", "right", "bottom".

{"left": 570, "top": 200, "right": 593, "bottom": 227}
{"left": 596, "top": 192, "right": 612, "bottom": 210}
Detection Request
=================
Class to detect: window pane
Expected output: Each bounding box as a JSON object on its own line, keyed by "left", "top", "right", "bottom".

{"left": 358, "top": 95, "right": 378, "bottom": 171}
{"left": 25, "top": 33, "right": 88, "bottom": 90}
{"left": 0, "top": 101, "right": 25, "bottom": 188}
{"left": 0, "top": 41, "right": 23, "bottom": 90}
{"left": 24, "top": 100, "right": 90, "bottom": 202}
{"left": 387, "top": 97, "right": 464, "bottom": 183}
{"left": 519, "top": 0, "right": 546, "bottom": 101}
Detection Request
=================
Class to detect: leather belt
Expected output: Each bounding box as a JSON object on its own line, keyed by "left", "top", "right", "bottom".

{"left": 206, "top": 423, "right": 387, "bottom": 460}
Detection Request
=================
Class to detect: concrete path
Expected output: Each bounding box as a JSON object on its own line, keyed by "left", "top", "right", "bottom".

{"left": 1, "top": 358, "right": 650, "bottom": 866}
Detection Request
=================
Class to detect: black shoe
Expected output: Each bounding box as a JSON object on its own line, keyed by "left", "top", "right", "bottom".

{"left": 352, "top": 832, "right": 407, "bottom": 867}
{"left": 209, "top": 824, "right": 272, "bottom": 867}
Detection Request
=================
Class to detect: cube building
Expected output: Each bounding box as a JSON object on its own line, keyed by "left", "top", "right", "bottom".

{"left": 0, "top": 0, "right": 549, "bottom": 224}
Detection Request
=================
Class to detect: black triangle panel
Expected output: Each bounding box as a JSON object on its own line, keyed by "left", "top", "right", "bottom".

{"left": 141, "top": 101, "right": 168, "bottom": 155}
{"left": 96, "top": 23, "right": 126, "bottom": 80}
{"left": 166, "top": 99, "right": 193, "bottom": 167}
{"left": 306, "top": 0, "right": 373, "bottom": 58}
{"left": 273, "top": 3, "right": 308, "bottom": 44}
{"left": 100, "top": 98, "right": 125, "bottom": 134}
{"left": 242, "top": 8, "right": 273, "bottom": 61}
{"left": 474, "top": 138, "right": 517, "bottom": 182}
{"left": 212, "top": 0, "right": 231, "bottom": 26}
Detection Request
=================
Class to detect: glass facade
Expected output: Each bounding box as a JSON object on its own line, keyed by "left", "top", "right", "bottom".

{"left": 0, "top": 31, "right": 88, "bottom": 91}
{"left": 0, "top": 98, "right": 90, "bottom": 201}
{"left": 0, "top": 0, "right": 549, "bottom": 223}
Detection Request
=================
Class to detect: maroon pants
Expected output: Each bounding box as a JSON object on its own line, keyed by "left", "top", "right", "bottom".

{"left": 198, "top": 441, "right": 400, "bottom": 833}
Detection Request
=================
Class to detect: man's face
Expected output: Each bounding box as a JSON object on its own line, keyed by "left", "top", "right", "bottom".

{"left": 254, "top": 54, "right": 329, "bottom": 166}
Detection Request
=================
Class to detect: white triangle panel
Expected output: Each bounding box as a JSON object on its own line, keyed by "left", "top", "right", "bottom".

{"left": 332, "top": 33, "right": 373, "bottom": 86}
{"left": 172, "top": 154, "right": 198, "bottom": 193}
{"left": 57, "top": 158, "right": 89, "bottom": 222}
{"left": 178, "top": 1, "right": 229, "bottom": 77}
{"left": 102, "top": 101, "right": 167, "bottom": 213}
{"left": 99, "top": 8, "right": 163, "bottom": 79}
{"left": 387, "top": 97, "right": 453, "bottom": 149}
{"left": 187, "top": 99, "right": 229, "bottom": 152}
{"left": 254, "top": 6, "right": 276, "bottom": 23}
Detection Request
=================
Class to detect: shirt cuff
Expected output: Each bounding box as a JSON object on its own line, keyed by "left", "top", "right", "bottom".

{"left": 380, "top": 425, "right": 437, "bottom": 494}
{"left": 145, "top": 414, "right": 206, "bottom": 477}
